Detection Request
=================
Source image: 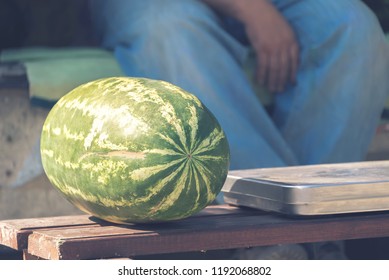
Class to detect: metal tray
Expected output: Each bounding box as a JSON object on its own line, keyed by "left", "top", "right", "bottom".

{"left": 222, "top": 161, "right": 389, "bottom": 215}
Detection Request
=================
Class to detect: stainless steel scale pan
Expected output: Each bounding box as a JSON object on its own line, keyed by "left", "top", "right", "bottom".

{"left": 222, "top": 161, "right": 389, "bottom": 215}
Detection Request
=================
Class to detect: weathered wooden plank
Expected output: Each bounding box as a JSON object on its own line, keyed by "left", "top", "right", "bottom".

{"left": 27, "top": 209, "right": 389, "bottom": 260}
{"left": 26, "top": 210, "right": 274, "bottom": 259}
{"left": 0, "top": 215, "right": 98, "bottom": 250}
{"left": 0, "top": 205, "right": 250, "bottom": 251}
{"left": 5, "top": 204, "right": 389, "bottom": 260}
{"left": 23, "top": 250, "right": 46, "bottom": 260}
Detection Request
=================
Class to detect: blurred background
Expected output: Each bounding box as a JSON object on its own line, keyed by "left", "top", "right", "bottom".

{"left": 0, "top": 0, "right": 389, "bottom": 259}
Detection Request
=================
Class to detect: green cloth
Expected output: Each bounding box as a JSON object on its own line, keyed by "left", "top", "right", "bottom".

{"left": 243, "top": 49, "right": 273, "bottom": 107}
{"left": 0, "top": 47, "right": 123, "bottom": 102}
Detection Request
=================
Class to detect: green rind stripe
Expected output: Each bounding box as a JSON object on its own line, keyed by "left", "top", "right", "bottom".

{"left": 40, "top": 77, "right": 230, "bottom": 224}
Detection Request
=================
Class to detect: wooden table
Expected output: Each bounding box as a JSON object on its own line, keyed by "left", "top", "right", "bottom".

{"left": 2, "top": 204, "right": 389, "bottom": 259}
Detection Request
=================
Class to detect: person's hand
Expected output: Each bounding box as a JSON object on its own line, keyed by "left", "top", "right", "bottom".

{"left": 238, "top": 0, "right": 299, "bottom": 93}
{"left": 202, "top": 0, "right": 299, "bottom": 92}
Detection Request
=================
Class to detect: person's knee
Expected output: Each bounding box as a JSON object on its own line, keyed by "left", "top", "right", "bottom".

{"left": 324, "top": 0, "right": 383, "bottom": 46}
{"left": 298, "top": 0, "right": 383, "bottom": 46}
{"left": 344, "top": 3, "right": 384, "bottom": 45}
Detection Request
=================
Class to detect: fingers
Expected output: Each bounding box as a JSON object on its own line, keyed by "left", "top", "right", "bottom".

{"left": 257, "top": 51, "right": 268, "bottom": 87}
{"left": 238, "top": 0, "right": 299, "bottom": 93}
{"left": 256, "top": 43, "right": 299, "bottom": 93}
{"left": 277, "top": 50, "right": 289, "bottom": 92}
{"left": 289, "top": 43, "right": 299, "bottom": 85}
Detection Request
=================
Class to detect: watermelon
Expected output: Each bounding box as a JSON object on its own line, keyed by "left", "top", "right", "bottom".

{"left": 40, "top": 77, "right": 230, "bottom": 224}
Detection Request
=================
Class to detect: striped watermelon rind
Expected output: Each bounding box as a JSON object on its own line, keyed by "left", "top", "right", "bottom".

{"left": 40, "top": 77, "right": 230, "bottom": 224}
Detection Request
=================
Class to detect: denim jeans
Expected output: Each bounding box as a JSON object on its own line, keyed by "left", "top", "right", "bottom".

{"left": 90, "top": 0, "right": 389, "bottom": 170}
